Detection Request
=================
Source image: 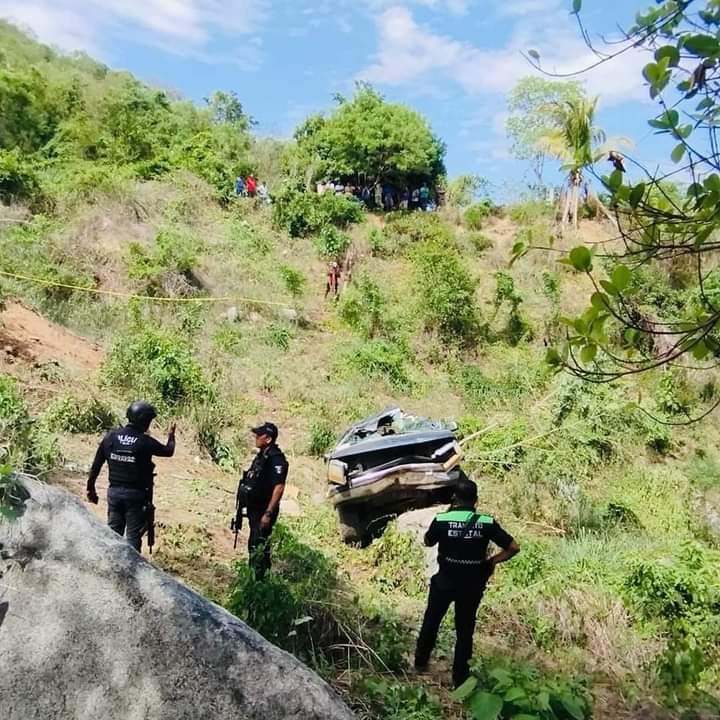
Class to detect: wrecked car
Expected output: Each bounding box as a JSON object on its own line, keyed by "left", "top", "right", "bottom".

{"left": 326, "top": 407, "right": 465, "bottom": 544}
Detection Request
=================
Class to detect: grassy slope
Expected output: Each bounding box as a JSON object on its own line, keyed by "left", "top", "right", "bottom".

{"left": 2, "top": 177, "right": 720, "bottom": 719}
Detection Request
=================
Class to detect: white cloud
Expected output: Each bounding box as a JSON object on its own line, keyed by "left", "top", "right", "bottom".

{"left": 496, "top": 0, "right": 562, "bottom": 16}
{"left": 359, "top": 5, "right": 648, "bottom": 107}
{"left": 0, "top": 0, "right": 267, "bottom": 60}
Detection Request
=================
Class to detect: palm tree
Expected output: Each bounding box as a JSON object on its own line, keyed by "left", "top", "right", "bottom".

{"left": 540, "top": 96, "right": 623, "bottom": 230}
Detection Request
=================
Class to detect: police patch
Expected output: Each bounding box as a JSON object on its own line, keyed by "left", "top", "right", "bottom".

{"left": 274, "top": 465, "right": 283, "bottom": 474}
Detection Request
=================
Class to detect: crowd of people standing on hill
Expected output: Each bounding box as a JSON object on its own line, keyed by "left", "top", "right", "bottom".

{"left": 235, "top": 174, "right": 270, "bottom": 203}
{"left": 316, "top": 179, "right": 441, "bottom": 212}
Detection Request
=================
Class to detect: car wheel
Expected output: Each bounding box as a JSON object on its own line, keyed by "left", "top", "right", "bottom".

{"left": 337, "top": 506, "right": 364, "bottom": 544}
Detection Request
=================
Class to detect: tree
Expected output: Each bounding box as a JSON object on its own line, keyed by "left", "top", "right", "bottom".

{"left": 294, "top": 84, "right": 445, "bottom": 188}
{"left": 506, "top": 76, "right": 584, "bottom": 189}
{"left": 444, "top": 174, "right": 488, "bottom": 208}
{"left": 525, "top": 0, "right": 720, "bottom": 412}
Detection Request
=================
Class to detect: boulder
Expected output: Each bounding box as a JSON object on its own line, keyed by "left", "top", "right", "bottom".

{"left": 396, "top": 506, "right": 439, "bottom": 580}
{"left": 0, "top": 476, "right": 355, "bottom": 720}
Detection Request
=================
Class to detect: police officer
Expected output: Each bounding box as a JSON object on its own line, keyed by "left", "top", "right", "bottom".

{"left": 86, "top": 401, "right": 176, "bottom": 553}
{"left": 415, "top": 477, "right": 520, "bottom": 687}
{"left": 244, "top": 422, "right": 288, "bottom": 579}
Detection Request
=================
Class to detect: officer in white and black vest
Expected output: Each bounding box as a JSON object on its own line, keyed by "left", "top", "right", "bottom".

{"left": 86, "top": 401, "right": 175, "bottom": 552}
{"left": 415, "top": 477, "right": 520, "bottom": 687}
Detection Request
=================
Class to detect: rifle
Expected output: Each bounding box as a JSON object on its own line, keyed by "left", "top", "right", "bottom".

{"left": 230, "top": 472, "right": 251, "bottom": 549}
{"left": 146, "top": 483, "right": 156, "bottom": 555}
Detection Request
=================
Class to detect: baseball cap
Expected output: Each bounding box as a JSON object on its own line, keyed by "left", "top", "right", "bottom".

{"left": 251, "top": 421, "right": 278, "bottom": 441}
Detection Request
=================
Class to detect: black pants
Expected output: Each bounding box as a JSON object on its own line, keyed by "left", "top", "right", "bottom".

{"left": 247, "top": 507, "right": 278, "bottom": 579}
{"left": 107, "top": 488, "right": 148, "bottom": 553}
{"left": 415, "top": 574, "right": 485, "bottom": 686}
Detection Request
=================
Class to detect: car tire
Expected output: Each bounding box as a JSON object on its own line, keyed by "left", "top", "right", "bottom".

{"left": 337, "top": 506, "right": 364, "bottom": 544}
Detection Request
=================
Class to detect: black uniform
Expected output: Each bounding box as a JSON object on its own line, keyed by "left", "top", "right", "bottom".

{"left": 87, "top": 424, "right": 175, "bottom": 552}
{"left": 244, "top": 442, "right": 288, "bottom": 578}
{"left": 415, "top": 506, "right": 514, "bottom": 686}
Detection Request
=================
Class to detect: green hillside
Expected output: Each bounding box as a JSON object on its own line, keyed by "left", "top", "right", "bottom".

{"left": 1, "top": 19, "right": 719, "bottom": 720}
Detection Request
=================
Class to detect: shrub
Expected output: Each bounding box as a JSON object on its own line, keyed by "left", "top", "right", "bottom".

{"left": 369, "top": 522, "right": 426, "bottom": 597}
{"left": 368, "top": 227, "right": 386, "bottom": 257}
{"left": 339, "top": 273, "right": 387, "bottom": 339}
{"left": 212, "top": 323, "right": 246, "bottom": 354}
{"left": 347, "top": 339, "right": 413, "bottom": 391}
{"left": 315, "top": 225, "right": 351, "bottom": 260}
{"left": 279, "top": 264, "right": 306, "bottom": 299}
{"left": 262, "top": 323, "right": 292, "bottom": 351}
{"left": 464, "top": 200, "right": 493, "bottom": 230}
{"left": 381, "top": 211, "right": 453, "bottom": 255}
{"left": 307, "top": 419, "right": 336, "bottom": 457}
{"left": 358, "top": 679, "right": 441, "bottom": 720}
{"left": 272, "top": 185, "right": 363, "bottom": 237}
{"left": 454, "top": 658, "right": 592, "bottom": 720}
{"left": 492, "top": 271, "right": 532, "bottom": 345}
{"left": 412, "top": 239, "right": 482, "bottom": 346}
{"left": 44, "top": 395, "right": 117, "bottom": 434}
{"left": 102, "top": 328, "right": 210, "bottom": 406}
{"left": 468, "top": 232, "right": 493, "bottom": 253}
{"left": 0, "top": 148, "right": 41, "bottom": 203}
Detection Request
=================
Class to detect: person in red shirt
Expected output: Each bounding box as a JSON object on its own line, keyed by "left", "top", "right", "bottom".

{"left": 246, "top": 174, "right": 257, "bottom": 197}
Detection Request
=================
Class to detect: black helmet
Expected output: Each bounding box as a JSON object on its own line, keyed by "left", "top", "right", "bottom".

{"left": 126, "top": 401, "right": 157, "bottom": 427}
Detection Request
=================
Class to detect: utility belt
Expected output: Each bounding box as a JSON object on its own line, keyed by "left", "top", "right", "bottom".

{"left": 439, "top": 555, "right": 487, "bottom": 566}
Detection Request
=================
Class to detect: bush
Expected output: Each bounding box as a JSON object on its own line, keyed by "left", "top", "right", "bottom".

{"left": 44, "top": 395, "right": 117, "bottom": 434}
{"left": 126, "top": 228, "right": 203, "bottom": 296}
{"left": 212, "top": 323, "right": 246, "bottom": 355}
{"left": 347, "top": 339, "right": 413, "bottom": 391}
{"left": 492, "top": 271, "right": 532, "bottom": 345}
{"left": 272, "top": 185, "right": 363, "bottom": 237}
{"left": 102, "top": 328, "right": 210, "bottom": 406}
{"left": 380, "top": 211, "right": 452, "bottom": 256}
{"left": 315, "top": 225, "right": 351, "bottom": 260}
{"left": 412, "top": 240, "right": 482, "bottom": 346}
{"left": 307, "top": 419, "right": 336, "bottom": 457}
{"left": 279, "top": 264, "right": 306, "bottom": 299}
{"left": 358, "top": 679, "right": 441, "bottom": 720}
{"left": 369, "top": 522, "right": 426, "bottom": 597}
{"left": 339, "top": 274, "right": 387, "bottom": 339}
{"left": 468, "top": 232, "right": 493, "bottom": 253}
{"left": 464, "top": 200, "right": 493, "bottom": 230}
{"left": 0, "top": 148, "right": 41, "bottom": 203}
{"left": 454, "top": 658, "right": 592, "bottom": 720}
{"left": 262, "top": 323, "right": 293, "bottom": 351}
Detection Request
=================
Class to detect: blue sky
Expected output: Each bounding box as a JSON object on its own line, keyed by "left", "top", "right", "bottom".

{"left": 0, "top": 0, "right": 671, "bottom": 193}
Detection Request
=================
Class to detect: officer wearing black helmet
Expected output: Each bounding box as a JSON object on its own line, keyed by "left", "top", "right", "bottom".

{"left": 242, "top": 421, "right": 288, "bottom": 578}
{"left": 86, "top": 401, "right": 176, "bottom": 552}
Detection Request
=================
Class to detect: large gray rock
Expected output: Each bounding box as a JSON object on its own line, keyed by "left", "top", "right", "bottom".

{"left": 0, "top": 477, "right": 354, "bottom": 720}
{"left": 396, "top": 507, "right": 439, "bottom": 580}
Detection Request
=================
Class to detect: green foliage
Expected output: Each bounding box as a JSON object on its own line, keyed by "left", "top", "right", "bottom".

{"left": 468, "top": 232, "right": 493, "bottom": 253}
{"left": 126, "top": 228, "right": 203, "bottom": 296}
{"left": 0, "top": 148, "right": 40, "bottom": 202}
{"left": 43, "top": 395, "right": 117, "bottom": 434}
{"left": 344, "top": 339, "right": 413, "bottom": 392}
{"left": 279, "top": 264, "right": 306, "bottom": 299}
{"left": 315, "top": 225, "right": 351, "bottom": 260}
{"left": 506, "top": 76, "right": 585, "bottom": 186}
{"left": 369, "top": 522, "right": 426, "bottom": 597}
{"left": 339, "top": 274, "right": 388, "bottom": 339}
{"left": 412, "top": 239, "right": 482, "bottom": 346}
{"left": 102, "top": 327, "right": 209, "bottom": 406}
{"left": 454, "top": 658, "right": 592, "bottom": 720}
{"left": 0, "top": 465, "right": 29, "bottom": 521}
{"left": 262, "top": 322, "right": 293, "bottom": 351}
{"left": 212, "top": 323, "right": 246, "bottom": 355}
{"left": 379, "top": 211, "right": 452, "bottom": 256}
{"left": 464, "top": 200, "right": 493, "bottom": 230}
{"left": 307, "top": 419, "right": 336, "bottom": 458}
{"left": 359, "top": 678, "right": 441, "bottom": 720}
{"left": 294, "top": 84, "right": 445, "bottom": 187}
{"left": 492, "top": 271, "right": 532, "bottom": 345}
{"left": 272, "top": 185, "right": 363, "bottom": 238}
{"left": 654, "top": 370, "right": 694, "bottom": 416}
{"left": 444, "top": 174, "right": 488, "bottom": 208}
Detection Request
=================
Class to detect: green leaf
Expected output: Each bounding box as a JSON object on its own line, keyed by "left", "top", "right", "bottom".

{"left": 607, "top": 169, "right": 623, "bottom": 191}
{"left": 572, "top": 0, "right": 582, "bottom": 13}
{"left": 511, "top": 716, "right": 540, "bottom": 720}
{"left": 683, "top": 34, "right": 720, "bottom": 57}
{"left": 545, "top": 348, "right": 562, "bottom": 367}
{"left": 671, "top": 143, "right": 686, "bottom": 163}
{"left": 629, "top": 183, "right": 645, "bottom": 208}
{"left": 488, "top": 668, "right": 513, "bottom": 687}
{"left": 611, "top": 264, "right": 631, "bottom": 291}
{"left": 504, "top": 687, "right": 527, "bottom": 702}
{"left": 452, "top": 677, "right": 479, "bottom": 701}
{"left": 590, "top": 292, "right": 610, "bottom": 310}
{"left": 600, "top": 279, "right": 619, "bottom": 296}
{"left": 654, "top": 44, "right": 680, "bottom": 67}
{"left": 568, "top": 246, "right": 592, "bottom": 272}
{"left": 580, "top": 344, "right": 597, "bottom": 363}
{"left": 692, "top": 340, "right": 709, "bottom": 360}
{"left": 468, "top": 692, "right": 504, "bottom": 720}
{"left": 642, "top": 62, "right": 659, "bottom": 84}
{"left": 560, "top": 694, "right": 586, "bottom": 720}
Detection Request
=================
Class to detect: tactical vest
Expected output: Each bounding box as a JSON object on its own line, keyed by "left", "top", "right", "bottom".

{"left": 106, "top": 426, "right": 155, "bottom": 490}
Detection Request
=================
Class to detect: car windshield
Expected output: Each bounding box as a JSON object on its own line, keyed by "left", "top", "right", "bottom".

{"left": 337, "top": 409, "right": 456, "bottom": 447}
